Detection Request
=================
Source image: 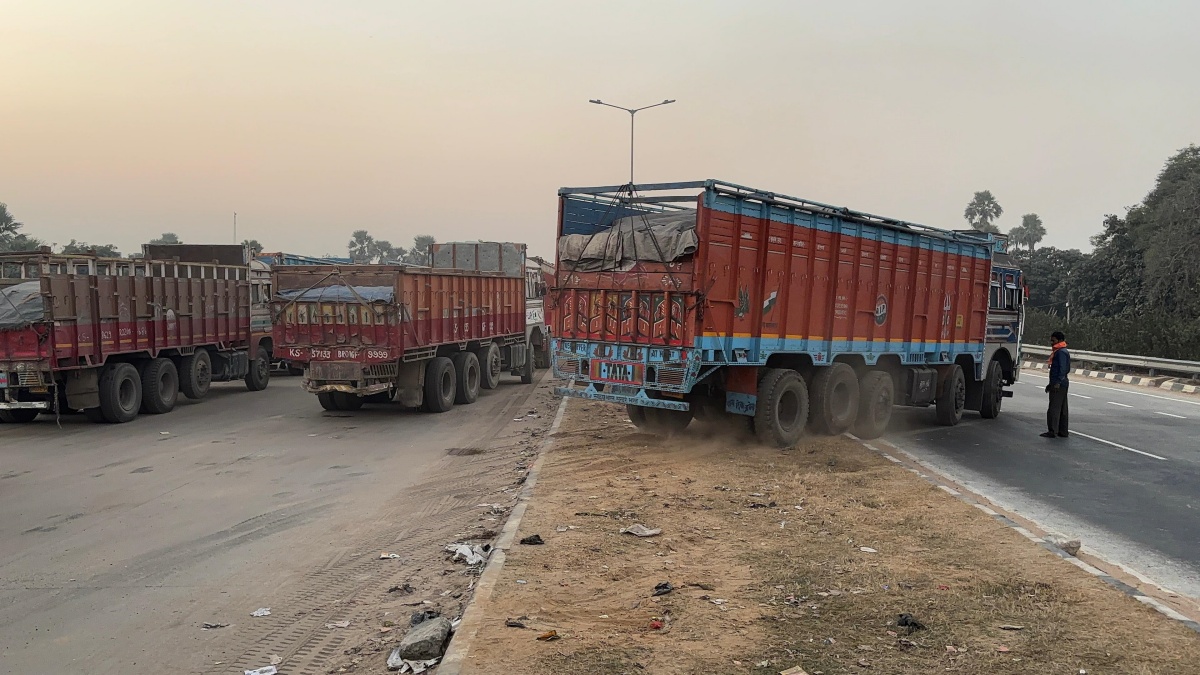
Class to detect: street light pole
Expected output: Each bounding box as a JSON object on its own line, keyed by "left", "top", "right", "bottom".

{"left": 589, "top": 98, "right": 676, "bottom": 185}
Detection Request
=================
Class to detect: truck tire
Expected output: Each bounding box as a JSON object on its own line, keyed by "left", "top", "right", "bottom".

{"left": 99, "top": 363, "right": 142, "bottom": 424}
{"left": 317, "top": 392, "right": 341, "bottom": 411}
{"left": 627, "top": 404, "right": 649, "bottom": 429}
{"left": 978, "top": 360, "right": 1004, "bottom": 419}
{"left": 179, "top": 350, "right": 212, "bottom": 400}
{"left": 476, "top": 344, "right": 502, "bottom": 390}
{"left": 452, "top": 352, "right": 481, "bottom": 404}
{"left": 140, "top": 357, "right": 179, "bottom": 414}
{"left": 333, "top": 392, "right": 364, "bottom": 411}
{"left": 245, "top": 352, "right": 271, "bottom": 392}
{"left": 424, "top": 357, "right": 456, "bottom": 413}
{"left": 0, "top": 409, "right": 39, "bottom": 423}
{"left": 520, "top": 345, "right": 535, "bottom": 385}
{"left": 936, "top": 364, "right": 967, "bottom": 426}
{"left": 851, "top": 371, "right": 894, "bottom": 440}
{"left": 754, "top": 368, "right": 810, "bottom": 448}
{"left": 808, "top": 362, "right": 860, "bottom": 435}
{"left": 645, "top": 407, "right": 692, "bottom": 435}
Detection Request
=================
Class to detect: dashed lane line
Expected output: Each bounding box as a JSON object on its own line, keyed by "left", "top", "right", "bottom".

{"left": 1156, "top": 412, "right": 1188, "bottom": 419}
{"left": 1071, "top": 393, "right": 1092, "bottom": 399}
{"left": 1071, "top": 431, "right": 1168, "bottom": 461}
{"left": 1108, "top": 401, "right": 1134, "bottom": 408}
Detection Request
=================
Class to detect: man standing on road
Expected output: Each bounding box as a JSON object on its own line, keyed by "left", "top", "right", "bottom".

{"left": 1042, "top": 331, "right": 1070, "bottom": 438}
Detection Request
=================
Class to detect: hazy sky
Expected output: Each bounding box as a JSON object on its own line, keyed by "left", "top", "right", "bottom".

{"left": 3, "top": 1, "right": 1198, "bottom": 260}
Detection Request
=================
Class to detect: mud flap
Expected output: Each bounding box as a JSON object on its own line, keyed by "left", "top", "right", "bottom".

{"left": 65, "top": 369, "right": 100, "bottom": 410}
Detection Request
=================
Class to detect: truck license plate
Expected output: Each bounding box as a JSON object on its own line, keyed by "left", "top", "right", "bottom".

{"left": 590, "top": 360, "right": 643, "bottom": 384}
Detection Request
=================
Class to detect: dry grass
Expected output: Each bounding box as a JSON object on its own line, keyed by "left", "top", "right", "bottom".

{"left": 459, "top": 401, "right": 1200, "bottom": 675}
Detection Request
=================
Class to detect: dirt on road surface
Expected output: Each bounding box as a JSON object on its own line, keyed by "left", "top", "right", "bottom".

{"left": 457, "top": 400, "right": 1200, "bottom": 675}
{"left": 0, "top": 373, "right": 558, "bottom": 675}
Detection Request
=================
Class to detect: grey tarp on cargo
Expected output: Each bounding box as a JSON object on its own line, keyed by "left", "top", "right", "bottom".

{"left": 275, "top": 285, "right": 395, "bottom": 303}
{"left": 0, "top": 281, "right": 46, "bottom": 329}
{"left": 557, "top": 210, "right": 698, "bottom": 272}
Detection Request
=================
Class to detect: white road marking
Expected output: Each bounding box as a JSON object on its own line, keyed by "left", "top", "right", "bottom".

{"left": 1071, "top": 431, "right": 1168, "bottom": 461}
{"left": 1108, "top": 401, "right": 1133, "bottom": 408}
{"left": 1156, "top": 412, "right": 1187, "bottom": 419}
{"left": 1023, "top": 371, "right": 1200, "bottom": 407}
{"left": 1070, "top": 393, "right": 1092, "bottom": 399}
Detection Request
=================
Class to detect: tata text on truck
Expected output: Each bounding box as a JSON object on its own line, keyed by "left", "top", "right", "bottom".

{"left": 273, "top": 242, "right": 534, "bottom": 413}
{"left": 549, "top": 180, "right": 1024, "bottom": 446}
{"left": 0, "top": 244, "right": 273, "bottom": 424}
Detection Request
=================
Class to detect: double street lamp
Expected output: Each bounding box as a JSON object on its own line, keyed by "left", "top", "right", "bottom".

{"left": 589, "top": 98, "right": 676, "bottom": 185}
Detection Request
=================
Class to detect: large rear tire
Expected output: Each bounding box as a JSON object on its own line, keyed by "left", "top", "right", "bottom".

{"left": 754, "top": 368, "right": 810, "bottom": 448}
{"left": 140, "top": 357, "right": 179, "bottom": 414}
{"left": 100, "top": 363, "right": 142, "bottom": 424}
{"left": 452, "top": 352, "right": 481, "bottom": 404}
{"left": 627, "top": 404, "right": 649, "bottom": 429}
{"left": 851, "top": 371, "right": 894, "bottom": 440}
{"left": 936, "top": 365, "right": 967, "bottom": 426}
{"left": 179, "top": 350, "right": 212, "bottom": 400}
{"left": 424, "top": 357, "right": 457, "bottom": 413}
{"left": 476, "top": 344, "right": 502, "bottom": 390}
{"left": 0, "top": 409, "right": 39, "bottom": 423}
{"left": 333, "top": 391, "right": 364, "bottom": 411}
{"left": 317, "top": 392, "right": 341, "bottom": 411}
{"left": 978, "top": 360, "right": 1004, "bottom": 419}
{"left": 808, "top": 362, "right": 860, "bottom": 436}
{"left": 520, "top": 346, "right": 534, "bottom": 385}
{"left": 245, "top": 351, "right": 271, "bottom": 392}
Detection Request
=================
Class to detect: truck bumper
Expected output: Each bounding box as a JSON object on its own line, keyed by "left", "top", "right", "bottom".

{"left": 0, "top": 400, "right": 50, "bottom": 410}
{"left": 554, "top": 381, "right": 690, "bottom": 411}
{"left": 302, "top": 380, "right": 391, "bottom": 396}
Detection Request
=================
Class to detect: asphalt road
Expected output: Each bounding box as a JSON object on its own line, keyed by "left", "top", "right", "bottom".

{"left": 0, "top": 373, "right": 547, "bottom": 675}
{"left": 883, "top": 370, "right": 1200, "bottom": 597}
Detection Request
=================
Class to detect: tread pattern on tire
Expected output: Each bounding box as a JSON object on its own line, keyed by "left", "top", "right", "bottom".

{"left": 100, "top": 363, "right": 142, "bottom": 424}
{"left": 140, "top": 357, "right": 179, "bottom": 415}
{"left": 424, "top": 357, "right": 456, "bottom": 413}
{"left": 245, "top": 352, "right": 270, "bottom": 392}
{"left": 850, "top": 371, "right": 893, "bottom": 440}
{"left": 936, "top": 365, "right": 966, "bottom": 426}
{"left": 452, "top": 352, "right": 480, "bottom": 405}
{"left": 979, "top": 360, "right": 1003, "bottom": 419}
{"left": 179, "top": 350, "right": 212, "bottom": 400}
{"left": 808, "top": 362, "right": 860, "bottom": 436}
{"left": 476, "top": 344, "right": 501, "bottom": 390}
{"left": 754, "top": 368, "right": 810, "bottom": 448}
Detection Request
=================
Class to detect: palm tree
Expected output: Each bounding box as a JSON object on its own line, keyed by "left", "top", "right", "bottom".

{"left": 348, "top": 230, "right": 375, "bottom": 262}
{"left": 1018, "top": 213, "right": 1045, "bottom": 251}
{"left": 964, "top": 191, "right": 1003, "bottom": 233}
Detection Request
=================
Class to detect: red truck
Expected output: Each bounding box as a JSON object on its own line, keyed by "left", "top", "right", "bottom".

{"left": 0, "top": 245, "right": 273, "bottom": 424}
{"left": 550, "top": 180, "right": 1023, "bottom": 447}
{"left": 272, "top": 243, "right": 534, "bottom": 412}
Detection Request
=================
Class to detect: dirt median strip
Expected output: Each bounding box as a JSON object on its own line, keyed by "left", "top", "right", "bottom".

{"left": 454, "top": 400, "right": 1200, "bottom": 675}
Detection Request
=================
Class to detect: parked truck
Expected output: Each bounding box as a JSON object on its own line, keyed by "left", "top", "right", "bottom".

{"left": 549, "top": 180, "right": 1024, "bottom": 447}
{"left": 273, "top": 242, "right": 534, "bottom": 413}
{"left": 0, "top": 244, "right": 272, "bottom": 424}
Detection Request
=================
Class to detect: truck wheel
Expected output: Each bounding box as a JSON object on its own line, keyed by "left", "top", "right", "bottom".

{"left": 333, "top": 392, "right": 364, "bottom": 411}
{"left": 808, "top": 362, "right": 860, "bottom": 435}
{"left": 851, "top": 371, "right": 894, "bottom": 440}
{"left": 179, "top": 350, "right": 212, "bottom": 400}
{"left": 627, "top": 404, "right": 649, "bottom": 429}
{"left": 520, "top": 346, "right": 535, "bottom": 385}
{"left": 245, "top": 352, "right": 271, "bottom": 392}
{"left": 100, "top": 363, "right": 142, "bottom": 423}
{"left": 978, "top": 360, "right": 1004, "bottom": 419}
{"left": 0, "top": 409, "right": 39, "bottom": 423}
{"left": 424, "top": 357, "right": 457, "bottom": 413}
{"left": 452, "top": 352, "right": 481, "bottom": 404}
{"left": 936, "top": 365, "right": 967, "bottom": 426}
{"left": 754, "top": 368, "right": 810, "bottom": 448}
{"left": 140, "top": 358, "right": 179, "bottom": 414}
{"left": 317, "top": 392, "right": 341, "bottom": 411}
{"left": 476, "top": 344, "right": 502, "bottom": 390}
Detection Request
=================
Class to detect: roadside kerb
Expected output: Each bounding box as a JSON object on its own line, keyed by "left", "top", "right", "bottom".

{"left": 438, "top": 396, "right": 569, "bottom": 675}
{"left": 850, "top": 432, "right": 1200, "bottom": 633}
{"left": 1022, "top": 360, "right": 1200, "bottom": 394}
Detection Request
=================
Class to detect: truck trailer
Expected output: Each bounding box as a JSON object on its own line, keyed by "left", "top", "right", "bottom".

{"left": 0, "top": 244, "right": 273, "bottom": 424}
{"left": 273, "top": 243, "right": 534, "bottom": 413}
{"left": 549, "top": 180, "right": 1024, "bottom": 447}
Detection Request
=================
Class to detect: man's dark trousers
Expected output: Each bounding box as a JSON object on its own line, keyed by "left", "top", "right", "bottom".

{"left": 1047, "top": 384, "right": 1069, "bottom": 435}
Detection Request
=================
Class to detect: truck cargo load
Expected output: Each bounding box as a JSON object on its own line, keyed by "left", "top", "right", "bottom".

{"left": 273, "top": 244, "right": 535, "bottom": 413}
{"left": 550, "top": 180, "right": 1024, "bottom": 446}
{"left": 0, "top": 245, "right": 273, "bottom": 424}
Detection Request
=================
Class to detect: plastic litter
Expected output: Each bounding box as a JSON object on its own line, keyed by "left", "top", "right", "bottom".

{"left": 999, "top": 624, "right": 1025, "bottom": 631}
{"left": 649, "top": 619, "right": 664, "bottom": 630}
{"left": 380, "top": 552, "right": 401, "bottom": 559}
{"left": 859, "top": 547, "right": 878, "bottom": 553}
{"left": 505, "top": 618, "right": 527, "bottom": 628}
{"left": 779, "top": 667, "right": 810, "bottom": 675}
{"left": 386, "top": 648, "right": 439, "bottom": 673}
{"left": 653, "top": 581, "right": 674, "bottom": 596}
{"left": 445, "top": 543, "right": 488, "bottom": 565}
{"left": 519, "top": 534, "right": 545, "bottom": 545}
{"left": 325, "top": 620, "right": 351, "bottom": 629}
{"left": 536, "top": 630, "right": 560, "bottom": 641}
{"left": 897, "top": 613, "right": 926, "bottom": 632}
{"left": 243, "top": 667, "right": 278, "bottom": 675}
{"left": 250, "top": 608, "right": 271, "bottom": 617}
{"left": 620, "top": 524, "right": 662, "bottom": 537}
{"left": 410, "top": 609, "right": 440, "bottom": 626}
{"left": 201, "top": 622, "right": 228, "bottom": 630}
{"left": 269, "top": 655, "right": 283, "bottom": 665}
